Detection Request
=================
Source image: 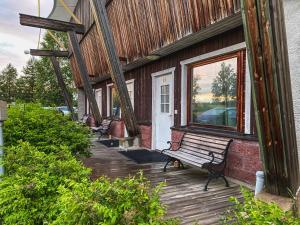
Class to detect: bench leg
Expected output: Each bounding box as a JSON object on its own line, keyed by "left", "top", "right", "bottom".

{"left": 204, "top": 175, "right": 214, "bottom": 191}
{"left": 163, "top": 158, "right": 173, "bottom": 172}
{"left": 221, "top": 175, "right": 230, "bottom": 187}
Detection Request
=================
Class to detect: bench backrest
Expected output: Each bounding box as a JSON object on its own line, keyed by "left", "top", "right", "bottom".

{"left": 180, "top": 133, "right": 232, "bottom": 164}
{"left": 101, "top": 119, "right": 113, "bottom": 130}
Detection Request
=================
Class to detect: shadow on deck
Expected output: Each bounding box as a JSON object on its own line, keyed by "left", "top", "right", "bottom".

{"left": 82, "top": 140, "right": 241, "bottom": 225}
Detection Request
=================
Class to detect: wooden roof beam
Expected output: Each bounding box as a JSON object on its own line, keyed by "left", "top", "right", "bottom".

{"left": 30, "top": 49, "right": 69, "bottom": 57}
{"left": 20, "top": 14, "right": 85, "bottom": 34}
{"left": 90, "top": 0, "right": 139, "bottom": 137}
{"left": 241, "top": 0, "right": 299, "bottom": 196}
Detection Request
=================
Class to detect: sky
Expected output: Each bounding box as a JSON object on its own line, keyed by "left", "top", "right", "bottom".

{"left": 0, "top": 0, "right": 54, "bottom": 74}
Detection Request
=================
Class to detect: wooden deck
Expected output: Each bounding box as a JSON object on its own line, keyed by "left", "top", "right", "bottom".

{"left": 82, "top": 140, "right": 242, "bottom": 225}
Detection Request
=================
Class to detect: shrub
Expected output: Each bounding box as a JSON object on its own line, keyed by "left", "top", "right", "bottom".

{"left": 0, "top": 104, "right": 177, "bottom": 225}
{"left": 0, "top": 142, "right": 91, "bottom": 224}
{"left": 4, "top": 104, "right": 91, "bottom": 156}
{"left": 52, "top": 173, "right": 178, "bottom": 225}
{"left": 222, "top": 188, "right": 300, "bottom": 225}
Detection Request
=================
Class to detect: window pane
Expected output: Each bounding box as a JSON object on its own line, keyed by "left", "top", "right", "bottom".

{"left": 191, "top": 57, "right": 237, "bottom": 127}
{"left": 111, "top": 87, "right": 121, "bottom": 118}
{"left": 165, "top": 104, "right": 170, "bottom": 113}
{"left": 161, "top": 104, "right": 164, "bottom": 113}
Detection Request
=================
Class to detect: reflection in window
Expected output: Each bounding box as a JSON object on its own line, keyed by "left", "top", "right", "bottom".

{"left": 191, "top": 57, "right": 237, "bottom": 127}
{"left": 161, "top": 85, "right": 170, "bottom": 113}
{"left": 110, "top": 87, "right": 121, "bottom": 118}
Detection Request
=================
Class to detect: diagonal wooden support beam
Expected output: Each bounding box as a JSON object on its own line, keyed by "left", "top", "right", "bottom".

{"left": 241, "top": 0, "right": 299, "bottom": 196}
{"left": 89, "top": 0, "right": 139, "bottom": 137}
{"left": 30, "top": 49, "right": 69, "bottom": 57}
{"left": 68, "top": 31, "right": 102, "bottom": 124}
{"left": 20, "top": 14, "right": 85, "bottom": 34}
{"left": 50, "top": 56, "right": 76, "bottom": 121}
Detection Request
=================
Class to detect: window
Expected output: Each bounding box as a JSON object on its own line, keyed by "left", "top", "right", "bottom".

{"left": 187, "top": 51, "right": 245, "bottom": 131}
{"left": 110, "top": 86, "right": 121, "bottom": 118}
{"left": 108, "top": 80, "right": 134, "bottom": 119}
{"left": 160, "top": 85, "right": 170, "bottom": 113}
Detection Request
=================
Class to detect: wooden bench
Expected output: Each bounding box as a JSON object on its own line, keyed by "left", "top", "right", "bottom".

{"left": 91, "top": 118, "right": 113, "bottom": 139}
{"left": 160, "top": 132, "right": 233, "bottom": 191}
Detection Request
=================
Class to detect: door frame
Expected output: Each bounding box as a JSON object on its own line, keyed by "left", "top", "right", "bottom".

{"left": 151, "top": 67, "right": 176, "bottom": 150}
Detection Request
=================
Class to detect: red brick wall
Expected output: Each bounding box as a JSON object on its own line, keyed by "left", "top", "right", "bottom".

{"left": 110, "top": 120, "right": 124, "bottom": 138}
{"left": 226, "top": 140, "right": 262, "bottom": 184}
{"left": 140, "top": 125, "right": 152, "bottom": 149}
{"left": 170, "top": 130, "right": 262, "bottom": 185}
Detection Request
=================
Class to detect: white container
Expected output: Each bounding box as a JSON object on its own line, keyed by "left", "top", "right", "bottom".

{"left": 255, "top": 171, "right": 265, "bottom": 195}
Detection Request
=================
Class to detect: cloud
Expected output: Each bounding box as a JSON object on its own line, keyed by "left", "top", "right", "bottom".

{"left": 0, "top": 0, "right": 54, "bottom": 73}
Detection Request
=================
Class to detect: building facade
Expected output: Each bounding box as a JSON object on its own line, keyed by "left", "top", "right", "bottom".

{"left": 61, "top": 0, "right": 266, "bottom": 185}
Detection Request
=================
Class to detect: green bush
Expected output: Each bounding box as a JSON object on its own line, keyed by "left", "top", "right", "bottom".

{"left": 0, "top": 142, "right": 91, "bottom": 224}
{"left": 0, "top": 104, "right": 176, "bottom": 225}
{"left": 4, "top": 104, "right": 91, "bottom": 156}
{"left": 52, "top": 174, "right": 177, "bottom": 225}
{"left": 222, "top": 188, "right": 300, "bottom": 225}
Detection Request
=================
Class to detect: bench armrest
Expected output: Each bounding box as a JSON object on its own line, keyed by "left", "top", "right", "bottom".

{"left": 161, "top": 141, "right": 181, "bottom": 153}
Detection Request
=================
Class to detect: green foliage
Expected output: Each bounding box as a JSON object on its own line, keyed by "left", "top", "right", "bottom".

{"left": 0, "top": 104, "right": 176, "bottom": 225}
{"left": 6, "top": 31, "right": 75, "bottom": 106}
{"left": 222, "top": 188, "right": 300, "bottom": 225}
{"left": 0, "top": 142, "right": 91, "bottom": 225}
{"left": 4, "top": 103, "right": 90, "bottom": 156}
{"left": 52, "top": 173, "right": 178, "bottom": 225}
{"left": 0, "top": 63, "right": 17, "bottom": 103}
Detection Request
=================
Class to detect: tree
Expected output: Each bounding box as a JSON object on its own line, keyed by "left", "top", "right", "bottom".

{"left": 211, "top": 62, "right": 236, "bottom": 106}
{"left": 0, "top": 64, "right": 18, "bottom": 103}
{"left": 15, "top": 31, "right": 76, "bottom": 106}
{"left": 16, "top": 58, "right": 37, "bottom": 102}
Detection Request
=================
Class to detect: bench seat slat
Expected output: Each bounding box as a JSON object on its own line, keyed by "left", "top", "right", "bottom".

{"left": 164, "top": 150, "right": 211, "bottom": 166}
{"left": 179, "top": 149, "right": 223, "bottom": 163}
{"left": 185, "top": 133, "right": 232, "bottom": 143}
{"left": 184, "top": 134, "right": 230, "bottom": 146}
{"left": 180, "top": 146, "right": 224, "bottom": 161}
{"left": 183, "top": 137, "right": 229, "bottom": 150}
{"left": 181, "top": 141, "right": 226, "bottom": 155}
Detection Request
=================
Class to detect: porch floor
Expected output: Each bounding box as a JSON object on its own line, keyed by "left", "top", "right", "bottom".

{"left": 82, "top": 140, "right": 242, "bottom": 225}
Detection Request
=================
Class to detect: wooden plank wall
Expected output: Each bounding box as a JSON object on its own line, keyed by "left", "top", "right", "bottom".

{"left": 70, "top": 0, "right": 241, "bottom": 87}
{"left": 94, "top": 27, "right": 244, "bottom": 126}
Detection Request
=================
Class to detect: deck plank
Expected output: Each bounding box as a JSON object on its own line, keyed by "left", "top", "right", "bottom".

{"left": 82, "top": 141, "right": 240, "bottom": 225}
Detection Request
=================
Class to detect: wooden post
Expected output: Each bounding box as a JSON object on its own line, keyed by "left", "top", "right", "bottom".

{"left": 50, "top": 56, "right": 76, "bottom": 121}
{"left": 241, "top": 0, "right": 299, "bottom": 195}
{"left": 68, "top": 31, "right": 102, "bottom": 124}
{"left": 89, "top": 0, "right": 140, "bottom": 137}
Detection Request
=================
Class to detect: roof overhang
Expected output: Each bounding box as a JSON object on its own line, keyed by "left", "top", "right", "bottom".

{"left": 48, "top": 0, "right": 78, "bottom": 22}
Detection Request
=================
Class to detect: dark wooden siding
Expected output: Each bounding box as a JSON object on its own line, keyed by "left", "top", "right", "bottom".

{"left": 94, "top": 26, "right": 245, "bottom": 127}
{"left": 70, "top": 0, "right": 241, "bottom": 87}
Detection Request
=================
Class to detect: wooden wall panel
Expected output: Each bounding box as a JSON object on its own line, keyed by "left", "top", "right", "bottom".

{"left": 93, "top": 27, "right": 244, "bottom": 125}
{"left": 70, "top": 0, "right": 241, "bottom": 87}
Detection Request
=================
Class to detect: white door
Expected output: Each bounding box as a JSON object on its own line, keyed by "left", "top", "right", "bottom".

{"left": 124, "top": 81, "right": 134, "bottom": 137}
{"left": 95, "top": 89, "right": 102, "bottom": 116}
{"left": 152, "top": 72, "right": 174, "bottom": 150}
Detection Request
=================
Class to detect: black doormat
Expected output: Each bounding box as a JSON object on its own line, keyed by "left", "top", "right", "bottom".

{"left": 99, "top": 139, "right": 119, "bottom": 147}
{"left": 119, "top": 150, "right": 168, "bottom": 164}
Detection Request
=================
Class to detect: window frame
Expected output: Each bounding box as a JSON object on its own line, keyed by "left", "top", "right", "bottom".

{"left": 186, "top": 50, "right": 246, "bottom": 132}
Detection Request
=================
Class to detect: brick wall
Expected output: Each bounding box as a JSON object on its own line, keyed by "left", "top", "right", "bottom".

{"left": 170, "top": 130, "right": 262, "bottom": 185}
{"left": 140, "top": 125, "right": 152, "bottom": 149}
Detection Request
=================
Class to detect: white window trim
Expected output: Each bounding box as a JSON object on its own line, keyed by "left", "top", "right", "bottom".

{"left": 106, "top": 79, "right": 135, "bottom": 118}
{"left": 151, "top": 67, "right": 176, "bottom": 150}
{"left": 180, "top": 42, "right": 251, "bottom": 133}
{"left": 106, "top": 83, "right": 113, "bottom": 117}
